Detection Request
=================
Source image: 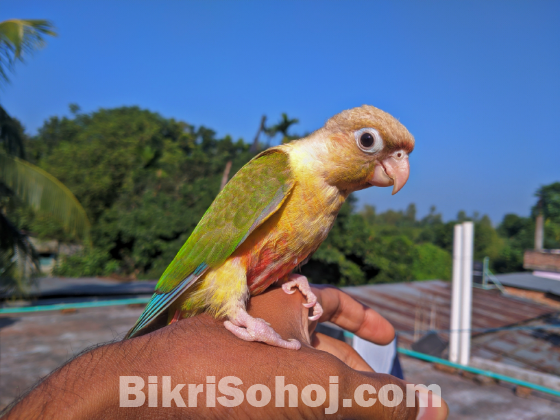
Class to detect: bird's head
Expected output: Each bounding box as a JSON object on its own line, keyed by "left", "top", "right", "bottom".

{"left": 302, "top": 105, "right": 414, "bottom": 195}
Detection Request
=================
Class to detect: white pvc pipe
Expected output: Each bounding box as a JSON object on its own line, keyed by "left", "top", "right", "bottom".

{"left": 449, "top": 224, "right": 463, "bottom": 364}
{"left": 459, "top": 221, "right": 474, "bottom": 366}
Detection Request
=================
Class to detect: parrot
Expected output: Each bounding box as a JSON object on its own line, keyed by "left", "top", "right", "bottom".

{"left": 125, "top": 105, "right": 414, "bottom": 350}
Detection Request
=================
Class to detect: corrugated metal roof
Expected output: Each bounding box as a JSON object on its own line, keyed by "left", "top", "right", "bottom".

{"left": 344, "top": 280, "right": 560, "bottom": 375}
{"left": 471, "top": 315, "right": 560, "bottom": 375}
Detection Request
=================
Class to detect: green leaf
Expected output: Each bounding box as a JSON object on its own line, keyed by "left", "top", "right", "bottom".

{"left": 0, "top": 153, "right": 91, "bottom": 243}
{"left": 0, "top": 19, "right": 57, "bottom": 84}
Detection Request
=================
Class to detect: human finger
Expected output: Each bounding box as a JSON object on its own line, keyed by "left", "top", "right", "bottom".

{"left": 311, "top": 332, "right": 374, "bottom": 372}
{"left": 311, "top": 285, "right": 395, "bottom": 345}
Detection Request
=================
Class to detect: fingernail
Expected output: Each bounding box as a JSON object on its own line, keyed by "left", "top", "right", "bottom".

{"left": 415, "top": 389, "right": 448, "bottom": 420}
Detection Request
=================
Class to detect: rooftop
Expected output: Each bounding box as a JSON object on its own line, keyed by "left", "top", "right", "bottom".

{"left": 2, "top": 303, "right": 560, "bottom": 417}
{"left": 2, "top": 278, "right": 560, "bottom": 417}
{"left": 344, "top": 280, "right": 560, "bottom": 375}
{"left": 494, "top": 271, "right": 560, "bottom": 297}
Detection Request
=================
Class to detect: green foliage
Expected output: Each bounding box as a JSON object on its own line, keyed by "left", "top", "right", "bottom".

{"left": 412, "top": 243, "right": 453, "bottom": 281}
{"left": 0, "top": 106, "right": 27, "bottom": 158}
{"left": 535, "top": 182, "right": 560, "bottom": 223}
{"left": 0, "top": 153, "right": 91, "bottom": 241}
{"left": 302, "top": 199, "right": 453, "bottom": 285}
{"left": 53, "top": 248, "right": 118, "bottom": 278}
{"left": 9, "top": 104, "right": 560, "bottom": 286}
{"left": 493, "top": 213, "right": 533, "bottom": 272}
{"left": 265, "top": 113, "right": 300, "bottom": 145}
{"left": 534, "top": 182, "right": 560, "bottom": 245}
{"left": 0, "top": 18, "right": 59, "bottom": 295}
{"left": 489, "top": 184, "right": 560, "bottom": 273}
{"left": 0, "top": 19, "right": 57, "bottom": 85}
{"left": 1, "top": 109, "right": 89, "bottom": 294}
{"left": 0, "top": 210, "right": 39, "bottom": 295}
{"left": 22, "top": 106, "right": 253, "bottom": 278}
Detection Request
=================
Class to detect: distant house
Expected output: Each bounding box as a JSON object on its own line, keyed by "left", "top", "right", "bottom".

{"left": 495, "top": 217, "right": 560, "bottom": 307}
{"left": 524, "top": 249, "right": 560, "bottom": 274}
{"left": 495, "top": 270, "right": 560, "bottom": 309}
{"left": 28, "top": 237, "right": 82, "bottom": 275}
{"left": 494, "top": 250, "right": 560, "bottom": 308}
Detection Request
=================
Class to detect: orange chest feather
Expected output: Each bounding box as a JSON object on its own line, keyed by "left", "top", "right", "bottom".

{"left": 233, "top": 178, "right": 344, "bottom": 294}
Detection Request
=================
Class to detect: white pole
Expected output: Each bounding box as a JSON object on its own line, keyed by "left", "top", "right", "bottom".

{"left": 459, "top": 221, "right": 474, "bottom": 365}
{"left": 449, "top": 224, "right": 463, "bottom": 364}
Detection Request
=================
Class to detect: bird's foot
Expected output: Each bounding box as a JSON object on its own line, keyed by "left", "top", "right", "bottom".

{"left": 282, "top": 274, "right": 323, "bottom": 321}
{"left": 224, "top": 308, "right": 301, "bottom": 350}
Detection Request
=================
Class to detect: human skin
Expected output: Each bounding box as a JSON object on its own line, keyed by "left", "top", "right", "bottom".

{"left": 3, "top": 285, "right": 447, "bottom": 419}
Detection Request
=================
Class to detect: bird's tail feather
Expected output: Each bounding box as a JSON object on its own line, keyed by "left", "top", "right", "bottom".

{"left": 124, "top": 265, "right": 208, "bottom": 339}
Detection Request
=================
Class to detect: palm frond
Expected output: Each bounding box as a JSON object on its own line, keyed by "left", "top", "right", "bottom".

{"left": 0, "top": 19, "right": 57, "bottom": 84}
{"left": 0, "top": 153, "right": 91, "bottom": 243}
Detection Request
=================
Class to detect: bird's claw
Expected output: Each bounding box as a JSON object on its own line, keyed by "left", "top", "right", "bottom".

{"left": 224, "top": 309, "right": 301, "bottom": 350}
{"left": 282, "top": 274, "right": 324, "bottom": 321}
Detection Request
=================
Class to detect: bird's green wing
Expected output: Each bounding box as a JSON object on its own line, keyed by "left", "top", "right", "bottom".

{"left": 126, "top": 149, "right": 294, "bottom": 338}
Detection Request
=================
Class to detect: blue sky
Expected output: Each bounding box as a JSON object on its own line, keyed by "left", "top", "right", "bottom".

{"left": 2, "top": 1, "right": 559, "bottom": 223}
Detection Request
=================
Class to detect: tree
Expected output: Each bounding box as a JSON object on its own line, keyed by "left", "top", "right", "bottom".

{"left": 535, "top": 182, "right": 560, "bottom": 246}
{"left": 25, "top": 106, "right": 253, "bottom": 279}
{"left": 249, "top": 115, "right": 267, "bottom": 153}
{"left": 249, "top": 113, "right": 299, "bottom": 153}
{"left": 11, "top": 97, "right": 558, "bottom": 284}
{"left": 0, "top": 18, "right": 57, "bottom": 157}
{"left": 0, "top": 106, "right": 26, "bottom": 158}
{"left": 0, "top": 19, "right": 91, "bottom": 293}
{"left": 493, "top": 182, "right": 560, "bottom": 272}
{"left": 302, "top": 198, "right": 453, "bottom": 285}
{"left": 493, "top": 213, "right": 533, "bottom": 272}
{"left": 265, "top": 113, "right": 299, "bottom": 145}
{"left": 0, "top": 153, "right": 91, "bottom": 241}
{"left": 0, "top": 197, "right": 39, "bottom": 294}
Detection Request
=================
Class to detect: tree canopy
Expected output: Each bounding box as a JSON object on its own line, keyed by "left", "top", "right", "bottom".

{"left": 0, "top": 18, "right": 91, "bottom": 294}
{"left": 19, "top": 106, "right": 254, "bottom": 278}
{"left": 4, "top": 105, "right": 559, "bottom": 285}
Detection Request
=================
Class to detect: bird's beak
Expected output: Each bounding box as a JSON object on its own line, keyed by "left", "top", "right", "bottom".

{"left": 369, "top": 150, "right": 410, "bottom": 195}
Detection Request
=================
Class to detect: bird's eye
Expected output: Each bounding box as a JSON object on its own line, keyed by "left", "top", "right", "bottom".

{"left": 355, "top": 128, "right": 384, "bottom": 153}
{"left": 360, "top": 133, "right": 374, "bottom": 148}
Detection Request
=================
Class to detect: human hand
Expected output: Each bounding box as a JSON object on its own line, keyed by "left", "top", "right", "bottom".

{"left": 4, "top": 285, "right": 447, "bottom": 419}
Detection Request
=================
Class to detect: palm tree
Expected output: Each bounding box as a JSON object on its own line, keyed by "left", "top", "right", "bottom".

{"left": 0, "top": 152, "right": 92, "bottom": 293}
{"left": 0, "top": 19, "right": 91, "bottom": 293}
{"left": 0, "top": 154, "right": 91, "bottom": 240}
{"left": 265, "top": 113, "right": 299, "bottom": 146}
{"left": 1, "top": 19, "right": 57, "bottom": 158}
{"left": 0, "top": 19, "right": 57, "bottom": 85}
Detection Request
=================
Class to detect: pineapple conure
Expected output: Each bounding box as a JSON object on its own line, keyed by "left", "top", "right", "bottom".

{"left": 126, "top": 105, "right": 415, "bottom": 350}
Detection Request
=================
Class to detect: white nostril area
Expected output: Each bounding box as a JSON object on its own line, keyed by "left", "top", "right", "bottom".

{"left": 392, "top": 150, "right": 406, "bottom": 160}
